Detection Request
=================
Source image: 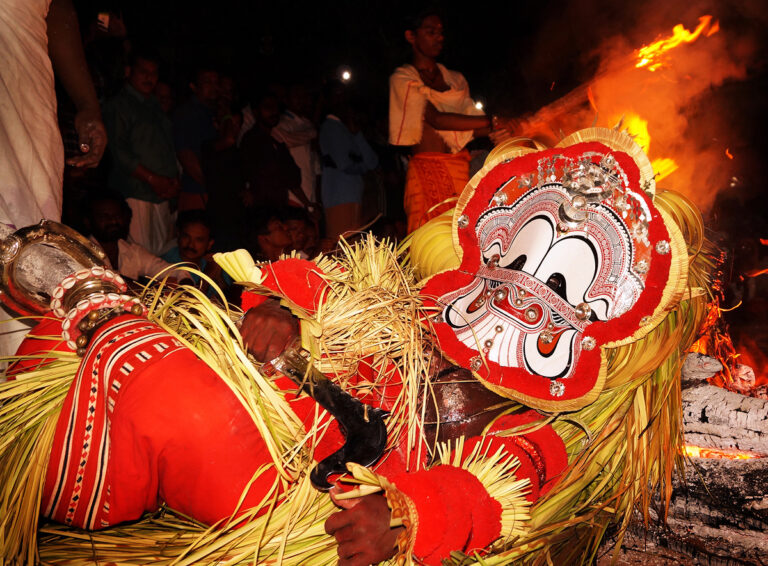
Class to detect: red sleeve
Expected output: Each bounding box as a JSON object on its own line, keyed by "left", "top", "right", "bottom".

{"left": 380, "top": 411, "right": 567, "bottom": 564}
{"left": 386, "top": 466, "right": 500, "bottom": 565}
{"left": 484, "top": 410, "right": 569, "bottom": 497}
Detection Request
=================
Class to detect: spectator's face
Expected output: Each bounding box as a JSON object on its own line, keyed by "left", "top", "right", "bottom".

{"left": 265, "top": 219, "right": 292, "bottom": 248}
{"left": 155, "top": 82, "right": 174, "bottom": 114}
{"left": 285, "top": 219, "right": 309, "bottom": 251}
{"left": 178, "top": 222, "right": 213, "bottom": 264}
{"left": 219, "top": 76, "right": 235, "bottom": 107}
{"left": 128, "top": 58, "right": 160, "bottom": 97}
{"left": 287, "top": 85, "right": 312, "bottom": 117}
{"left": 257, "top": 95, "right": 281, "bottom": 129}
{"left": 407, "top": 15, "right": 444, "bottom": 59}
{"left": 90, "top": 200, "right": 129, "bottom": 242}
{"left": 193, "top": 71, "right": 220, "bottom": 107}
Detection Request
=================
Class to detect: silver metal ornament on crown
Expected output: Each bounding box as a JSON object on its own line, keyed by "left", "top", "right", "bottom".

{"left": 0, "top": 221, "right": 108, "bottom": 316}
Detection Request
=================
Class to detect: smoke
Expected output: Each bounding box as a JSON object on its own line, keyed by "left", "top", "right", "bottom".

{"left": 523, "top": 0, "right": 766, "bottom": 211}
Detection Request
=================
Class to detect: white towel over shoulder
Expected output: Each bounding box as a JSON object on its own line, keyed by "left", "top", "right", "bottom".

{"left": 389, "top": 63, "right": 483, "bottom": 154}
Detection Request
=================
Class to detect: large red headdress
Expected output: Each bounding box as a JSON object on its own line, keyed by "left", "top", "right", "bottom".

{"left": 421, "top": 129, "right": 688, "bottom": 411}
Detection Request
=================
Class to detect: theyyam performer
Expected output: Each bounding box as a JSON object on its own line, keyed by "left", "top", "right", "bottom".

{"left": 0, "top": 127, "right": 714, "bottom": 565}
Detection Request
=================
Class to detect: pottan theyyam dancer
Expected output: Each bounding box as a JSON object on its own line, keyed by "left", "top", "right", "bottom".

{"left": 1, "top": 127, "right": 714, "bottom": 565}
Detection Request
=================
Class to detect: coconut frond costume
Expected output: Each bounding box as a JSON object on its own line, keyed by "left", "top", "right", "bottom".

{"left": 0, "top": 127, "right": 714, "bottom": 565}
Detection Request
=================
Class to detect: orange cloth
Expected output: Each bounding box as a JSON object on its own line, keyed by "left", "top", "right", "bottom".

{"left": 404, "top": 150, "right": 470, "bottom": 233}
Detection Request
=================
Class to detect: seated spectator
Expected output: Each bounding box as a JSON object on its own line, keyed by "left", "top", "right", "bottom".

{"left": 85, "top": 190, "right": 182, "bottom": 283}
{"left": 162, "top": 210, "right": 231, "bottom": 296}
{"left": 278, "top": 207, "right": 316, "bottom": 259}
{"left": 246, "top": 208, "right": 293, "bottom": 262}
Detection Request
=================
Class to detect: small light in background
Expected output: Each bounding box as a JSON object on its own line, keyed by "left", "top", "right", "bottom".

{"left": 339, "top": 66, "right": 352, "bottom": 83}
{"left": 474, "top": 100, "right": 484, "bottom": 110}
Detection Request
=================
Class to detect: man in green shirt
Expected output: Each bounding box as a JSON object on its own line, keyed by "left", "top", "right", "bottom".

{"left": 103, "top": 48, "right": 179, "bottom": 255}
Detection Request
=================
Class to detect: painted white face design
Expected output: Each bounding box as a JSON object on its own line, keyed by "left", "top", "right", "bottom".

{"left": 441, "top": 183, "right": 644, "bottom": 380}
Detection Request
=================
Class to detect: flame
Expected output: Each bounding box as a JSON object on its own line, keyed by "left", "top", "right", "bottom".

{"left": 684, "top": 445, "right": 759, "bottom": 460}
{"left": 760, "top": 239, "right": 768, "bottom": 246}
{"left": 618, "top": 113, "right": 650, "bottom": 153}
{"left": 636, "top": 16, "right": 719, "bottom": 72}
{"left": 746, "top": 267, "right": 768, "bottom": 278}
{"left": 725, "top": 148, "right": 734, "bottom": 159}
{"left": 651, "top": 158, "right": 679, "bottom": 182}
{"left": 732, "top": 336, "right": 768, "bottom": 387}
{"left": 586, "top": 86, "right": 598, "bottom": 114}
{"left": 608, "top": 113, "right": 679, "bottom": 182}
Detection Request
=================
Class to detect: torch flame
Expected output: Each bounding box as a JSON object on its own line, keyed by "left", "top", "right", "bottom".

{"left": 636, "top": 16, "right": 719, "bottom": 72}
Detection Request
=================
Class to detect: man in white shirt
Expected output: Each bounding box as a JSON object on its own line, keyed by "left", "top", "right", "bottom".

{"left": 85, "top": 191, "right": 183, "bottom": 282}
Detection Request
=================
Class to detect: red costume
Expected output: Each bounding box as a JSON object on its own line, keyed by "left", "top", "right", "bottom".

{"left": 13, "top": 263, "right": 567, "bottom": 564}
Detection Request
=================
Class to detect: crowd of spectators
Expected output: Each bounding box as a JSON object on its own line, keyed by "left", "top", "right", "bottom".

{"left": 60, "top": 12, "right": 406, "bottom": 301}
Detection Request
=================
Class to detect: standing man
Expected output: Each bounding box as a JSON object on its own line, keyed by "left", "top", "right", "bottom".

{"left": 389, "top": 10, "right": 507, "bottom": 233}
{"left": 240, "top": 91, "right": 313, "bottom": 211}
{"left": 1, "top": 0, "right": 107, "bottom": 367}
{"left": 103, "top": 48, "right": 179, "bottom": 256}
{"left": 173, "top": 66, "right": 220, "bottom": 211}
{"left": 0, "top": 0, "right": 107, "bottom": 230}
{"left": 271, "top": 82, "right": 322, "bottom": 212}
{"left": 319, "top": 82, "right": 379, "bottom": 240}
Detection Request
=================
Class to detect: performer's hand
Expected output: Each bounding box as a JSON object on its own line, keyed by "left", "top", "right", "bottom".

{"left": 325, "top": 490, "right": 402, "bottom": 566}
{"left": 239, "top": 298, "right": 299, "bottom": 362}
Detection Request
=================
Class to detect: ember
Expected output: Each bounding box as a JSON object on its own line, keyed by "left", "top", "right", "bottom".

{"left": 683, "top": 444, "right": 758, "bottom": 460}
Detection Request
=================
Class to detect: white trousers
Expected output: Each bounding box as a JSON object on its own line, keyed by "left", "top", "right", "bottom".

{"left": 126, "top": 198, "right": 176, "bottom": 256}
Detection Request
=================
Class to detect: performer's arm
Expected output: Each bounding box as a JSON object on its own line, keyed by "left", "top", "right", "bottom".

{"left": 324, "top": 413, "right": 568, "bottom": 565}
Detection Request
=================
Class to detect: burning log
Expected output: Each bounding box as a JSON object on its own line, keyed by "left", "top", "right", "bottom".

{"left": 681, "top": 352, "right": 723, "bottom": 388}
{"left": 599, "top": 458, "right": 768, "bottom": 565}
{"left": 683, "top": 384, "right": 768, "bottom": 457}
{"left": 681, "top": 354, "right": 768, "bottom": 457}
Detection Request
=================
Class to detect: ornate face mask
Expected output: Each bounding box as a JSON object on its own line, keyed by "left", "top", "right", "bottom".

{"left": 421, "top": 130, "right": 687, "bottom": 411}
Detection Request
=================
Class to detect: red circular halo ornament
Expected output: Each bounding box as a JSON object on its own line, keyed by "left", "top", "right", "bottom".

{"left": 422, "top": 136, "right": 687, "bottom": 411}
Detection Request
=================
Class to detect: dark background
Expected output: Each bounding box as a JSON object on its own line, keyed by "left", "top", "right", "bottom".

{"left": 70, "top": 0, "right": 765, "bottom": 119}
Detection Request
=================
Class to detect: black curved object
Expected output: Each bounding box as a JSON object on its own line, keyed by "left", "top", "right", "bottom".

{"left": 264, "top": 345, "right": 389, "bottom": 491}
